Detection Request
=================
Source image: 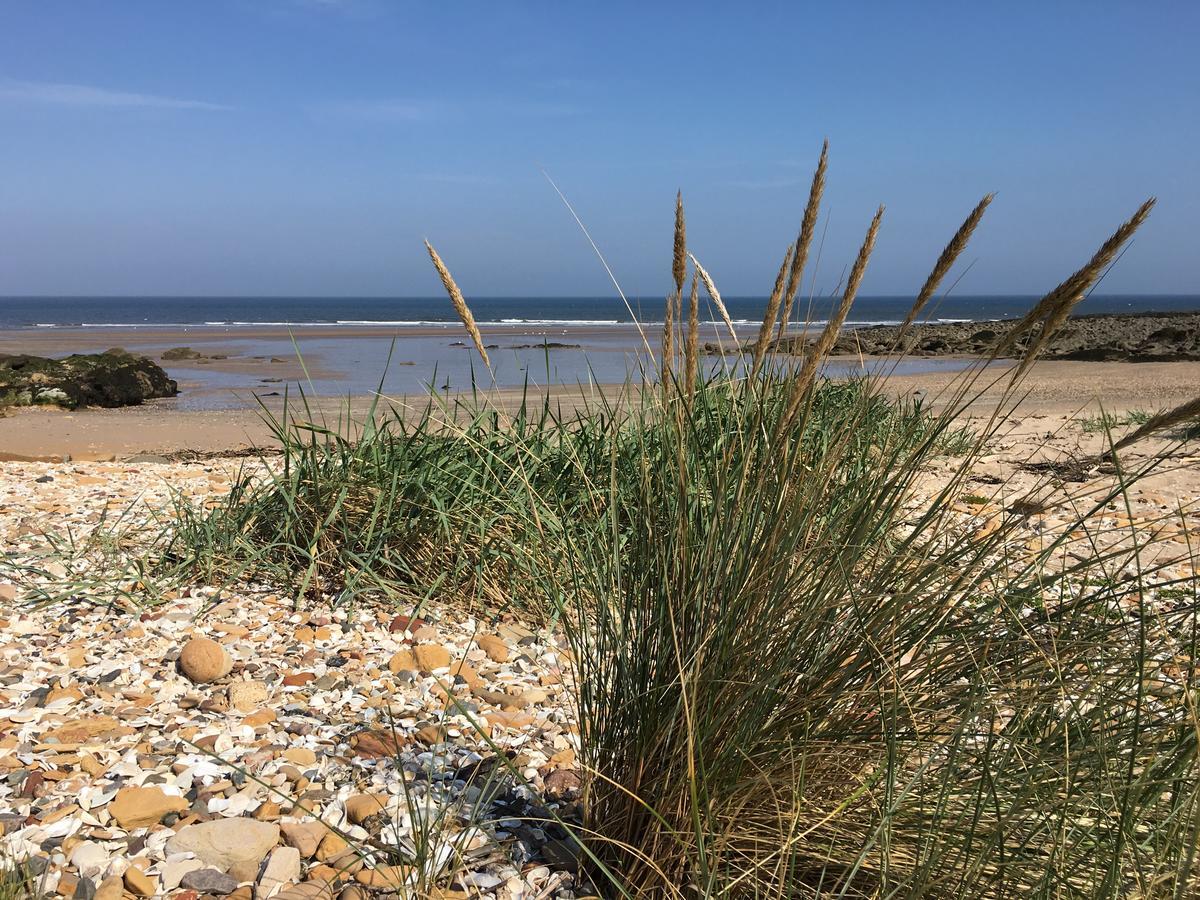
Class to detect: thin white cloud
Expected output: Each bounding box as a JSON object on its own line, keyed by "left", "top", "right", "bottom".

{"left": 0, "top": 79, "right": 230, "bottom": 111}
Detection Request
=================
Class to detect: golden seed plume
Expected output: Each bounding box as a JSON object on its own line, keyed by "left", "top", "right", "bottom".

{"left": 688, "top": 253, "right": 737, "bottom": 344}
{"left": 750, "top": 245, "right": 795, "bottom": 377}
{"left": 778, "top": 140, "right": 829, "bottom": 340}
{"left": 684, "top": 271, "right": 699, "bottom": 399}
{"left": 784, "top": 206, "right": 884, "bottom": 420}
{"left": 425, "top": 240, "right": 490, "bottom": 369}
{"left": 673, "top": 191, "right": 687, "bottom": 295}
{"left": 898, "top": 193, "right": 993, "bottom": 340}
{"left": 998, "top": 198, "right": 1155, "bottom": 359}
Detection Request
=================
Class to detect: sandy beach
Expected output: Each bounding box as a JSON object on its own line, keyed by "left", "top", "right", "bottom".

{"left": 0, "top": 355, "right": 1195, "bottom": 460}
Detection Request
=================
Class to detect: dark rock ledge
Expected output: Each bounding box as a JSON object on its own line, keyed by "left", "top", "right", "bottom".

{"left": 0, "top": 348, "right": 179, "bottom": 409}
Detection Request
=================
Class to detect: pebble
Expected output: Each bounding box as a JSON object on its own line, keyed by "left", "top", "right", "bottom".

{"left": 93, "top": 876, "right": 124, "bottom": 900}
{"left": 179, "top": 636, "right": 233, "bottom": 683}
{"left": 123, "top": 866, "right": 157, "bottom": 897}
{"left": 166, "top": 819, "right": 281, "bottom": 870}
{"left": 257, "top": 846, "right": 301, "bottom": 898}
{"left": 229, "top": 680, "right": 270, "bottom": 712}
{"left": 280, "top": 821, "right": 326, "bottom": 858}
{"left": 181, "top": 867, "right": 240, "bottom": 895}
{"left": 108, "top": 785, "right": 188, "bottom": 829}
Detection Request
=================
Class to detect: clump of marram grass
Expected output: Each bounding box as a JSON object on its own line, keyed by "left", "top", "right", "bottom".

{"left": 514, "top": 194, "right": 1196, "bottom": 897}
{"left": 68, "top": 153, "right": 1199, "bottom": 899}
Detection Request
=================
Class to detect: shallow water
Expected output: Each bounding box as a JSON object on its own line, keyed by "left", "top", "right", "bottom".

{"left": 151, "top": 329, "right": 979, "bottom": 410}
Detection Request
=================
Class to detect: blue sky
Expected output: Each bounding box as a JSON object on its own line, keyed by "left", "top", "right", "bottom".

{"left": 0, "top": 0, "right": 1196, "bottom": 297}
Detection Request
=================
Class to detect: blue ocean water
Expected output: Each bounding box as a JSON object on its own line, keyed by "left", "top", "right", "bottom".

{"left": 1, "top": 294, "right": 1198, "bottom": 330}
{"left": 3, "top": 294, "right": 1197, "bottom": 409}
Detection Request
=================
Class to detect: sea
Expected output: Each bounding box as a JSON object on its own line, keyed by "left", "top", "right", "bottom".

{"left": 3, "top": 294, "right": 1197, "bottom": 409}
{"left": 3, "top": 294, "right": 1200, "bottom": 330}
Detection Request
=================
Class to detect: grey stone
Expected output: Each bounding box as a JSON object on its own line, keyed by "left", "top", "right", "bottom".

{"left": 181, "top": 868, "right": 239, "bottom": 895}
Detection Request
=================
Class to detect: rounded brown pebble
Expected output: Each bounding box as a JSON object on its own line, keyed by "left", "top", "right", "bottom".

{"left": 123, "top": 867, "right": 157, "bottom": 897}
{"left": 412, "top": 645, "right": 451, "bottom": 672}
{"left": 354, "top": 866, "right": 411, "bottom": 888}
{"left": 345, "top": 793, "right": 388, "bottom": 824}
{"left": 178, "top": 637, "right": 232, "bottom": 684}
{"left": 476, "top": 634, "right": 509, "bottom": 663}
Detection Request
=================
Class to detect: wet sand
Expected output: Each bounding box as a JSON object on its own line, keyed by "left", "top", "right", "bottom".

{"left": 1, "top": 359, "right": 1197, "bottom": 460}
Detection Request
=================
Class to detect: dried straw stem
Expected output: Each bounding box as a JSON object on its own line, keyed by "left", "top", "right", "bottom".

{"left": 425, "top": 240, "right": 490, "bottom": 369}
{"left": 997, "top": 198, "right": 1156, "bottom": 359}
{"left": 783, "top": 206, "right": 885, "bottom": 422}
{"left": 662, "top": 290, "right": 677, "bottom": 386}
{"left": 684, "top": 272, "right": 699, "bottom": 401}
{"left": 750, "top": 245, "right": 795, "bottom": 377}
{"left": 689, "top": 253, "right": 737, "bottom": 343}
{"left": 777, "top": 140, "right": 828, "bottom": 340}
{"left": 1106, "top": 395, "right": 1200, "bottom": 457}
{"left": 897, "top": 193, "right": 993, "bottom": 341}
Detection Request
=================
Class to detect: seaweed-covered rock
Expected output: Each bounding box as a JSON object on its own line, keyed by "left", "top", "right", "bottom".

{"left": 774, "top": 311, "right": 1200, "bottom": 362}
{"left": 161, "top": 346, "right": 204, "bottom": 360}
{"left": 0, "top": 348, "right": 179, "bottom": 409}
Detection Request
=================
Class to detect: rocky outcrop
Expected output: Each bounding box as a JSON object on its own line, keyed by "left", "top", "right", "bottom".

{"left": 0, "top": 348, "right": 179, "bottom": 409}
{"left": 161, "top": 346, "right": 204, "bottom": 360}
{"left": 771, "top": 311, "right": 1200, "bottom": 362}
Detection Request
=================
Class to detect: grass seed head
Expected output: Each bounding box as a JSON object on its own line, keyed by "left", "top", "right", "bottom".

{"left": 425, "top": 240, "right": 491, "bottom": 369}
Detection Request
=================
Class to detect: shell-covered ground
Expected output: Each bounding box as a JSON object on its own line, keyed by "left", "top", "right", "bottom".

{"left": 1, "top": 410, "right": 1198, "bottom": 899}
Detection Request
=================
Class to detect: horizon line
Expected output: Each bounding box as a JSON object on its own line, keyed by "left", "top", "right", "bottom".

{"left": 1, "top": 292, "right": 1197, "bottom": 301}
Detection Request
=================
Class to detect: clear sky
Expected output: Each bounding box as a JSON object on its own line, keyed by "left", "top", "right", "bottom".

{"left": 1, "top": 1, "right": 1197, "bottom": 298}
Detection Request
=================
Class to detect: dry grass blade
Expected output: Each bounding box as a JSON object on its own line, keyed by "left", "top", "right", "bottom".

{"left": 425, "top": 240, "right": 490, "bottom": 369}
{"left": 1105, "top": 394, "right": 1200, "bottom": 456}
{"left": 689, "top": 253, "right": 737, "bottom": 343}
{"left": 778, "top": 139, "right": 829, "bottom": 340}
{"left": 685, "top": 271, "right": 699, "bottom": 401}
{"left": 662, "top": 291, "right": 676, "bottom": 386}
{"left": 897, "top": 193, "right": 994, "bottom": 340}
{"left": 784, "top": 205, "right": 884, "bottom": 420}
{"left": 996, "top": 198, "right": 1155, "bottom": 358}
{"left": 750, "top": 245, "right": 795, "bottom": 377}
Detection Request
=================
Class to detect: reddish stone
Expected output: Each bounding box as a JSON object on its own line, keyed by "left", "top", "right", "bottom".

{"left": 282, "top": 672, "right": 316, "bottom": 687}
{"left": 350, "top": 729, "right": 407, "bottom": 758}
{"left": 388, "top": 615, "right": 427, "bottom": 634}
{"left": 544, "top": 768, "right": 582, "bottom": 799}
{"left": 19, "top": 771, "right": 44, "bottom": 798}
